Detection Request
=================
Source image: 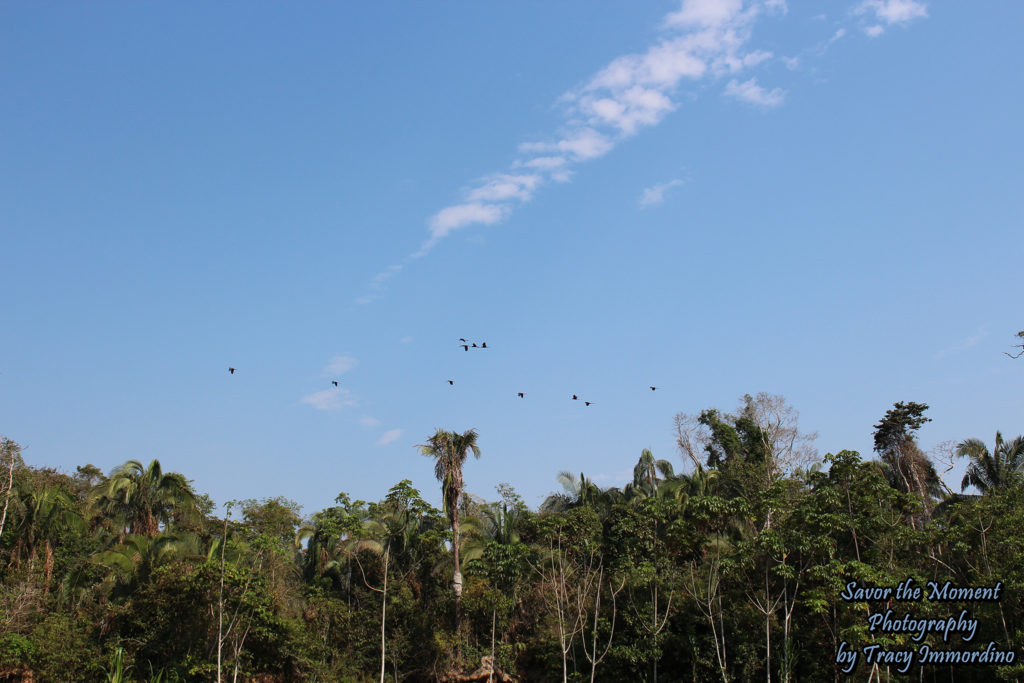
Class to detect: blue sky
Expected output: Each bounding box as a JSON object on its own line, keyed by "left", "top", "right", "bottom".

{"left": 2, "top": 1, "right": 1022, "bottom": 515}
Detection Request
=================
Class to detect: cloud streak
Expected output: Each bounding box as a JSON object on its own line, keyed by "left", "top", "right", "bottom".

{"left": 934, "top": 329, "right": 987, "bottom": 360}
{"left": 856, "top": 0, "right": 927, "bottom": 36}
{"left": 356, "top": 0, "right": 928, "bottom": 302}
{"left": 323, "top": 355, "right": 358, "bottom": 376}
{"left": 376, "top": 429, "right": 404, "bottom": 446}
{"left": 724, "top": 77, "right": 786, "bottom": 108}
{"left": 301, "top": 387, "right": 358, "bottom": 412}
{"left": 415, "top": 0, "right": 783, "bottom": 257}
{"left": 640, "top": 179, "right": 686, "bottom": 207}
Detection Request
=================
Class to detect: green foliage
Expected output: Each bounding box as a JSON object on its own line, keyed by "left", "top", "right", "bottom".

{"left": 1, "top": 408, "right": 1023, "bottom": 681}
{"left": 872, "top": 400, "right": 932, "bottom": 454}
{"left": 0, "top": 633, "right": 35, "bottom": 668}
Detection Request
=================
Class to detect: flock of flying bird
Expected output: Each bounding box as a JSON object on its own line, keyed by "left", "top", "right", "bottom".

{"left": 227, "top": 339, "right": 660, "bottom": 407}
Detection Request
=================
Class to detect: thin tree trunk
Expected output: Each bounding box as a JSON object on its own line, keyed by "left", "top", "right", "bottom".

{"left": 453, "top": 505, "right": 464, "bottom": 662}
{"left": 380, "top": 546, "right": 389, "bottom": 683}
{"left": 453, "top": 510, "right": 463, "bottom": 605}
{"left": 0, "top": 442, "right": 14, "bottom": 539}
{"left": 489, "top": 606, "right": 496, "bottom": 683}
{"left": 217, "top": 512, "right": 228, "bottom": 683}
{"left": 43, "top": 540, "right": 53, "bottom": 593}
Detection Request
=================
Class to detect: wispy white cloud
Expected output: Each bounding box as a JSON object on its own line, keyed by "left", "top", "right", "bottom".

{"left": 376, "top": 429, "right": 404, "bottom": 446}
{"left": 356, "top": 264, "right": 403, "bottom": 305}
{"left": 517, "top": 155, "right": 566, "bottom": 170}
{"left": 520, "top": 128, "right": 616, "bottom": 161}
{"left": 640, "top": 179, "right": 686, "bottom": 208}
{"left": 780, "top": 27, "right": 845, "bottom": 69}
{"left": 664, "top": 0, "right": 745, "bottom": 29}
{"left": 429, "top": 203, "right": 507, "bottom": 241}
{"left": 301, "top": 387, "right": 358, "bottom": 412}
{"left": 724, "top": 77, "right": 786, "bottom": 107}
{"left": 466, "top": 174, "right": 540, "bottom": 203}
{"left": 856, "top": 0, "right": 927, "bottom": 36}
{"left": 323, "top": 355, "right": 358, "bottom": 376}
{"left": 360, "top": 415, "right": 382, "bottom": 428}
{"left": 356, "top": 0, "right": 925, "bottom": 302}
{"left": 407, "top": 0, "right": 786, "bottom": 263}
{"left": 934, "top": 329, "right": 987, "bottom": 360}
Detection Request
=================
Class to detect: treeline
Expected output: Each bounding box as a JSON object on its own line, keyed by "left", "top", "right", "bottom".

{"left": 1, "top": 394, "right": 1023, "bottom": 681}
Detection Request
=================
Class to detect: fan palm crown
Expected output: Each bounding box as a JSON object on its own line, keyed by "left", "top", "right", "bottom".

{"left": 90, "top": 459, "right": 199, "bottom": 538}
{"left": 957, "top": 431, "right": 1024, "bottom": 494}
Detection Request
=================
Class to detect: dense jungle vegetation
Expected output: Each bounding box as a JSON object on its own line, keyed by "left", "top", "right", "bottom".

{"left": 1, "top": 394, "right": 1023, "bottom": 682}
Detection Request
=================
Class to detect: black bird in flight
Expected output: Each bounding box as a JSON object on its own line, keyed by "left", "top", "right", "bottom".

{"left": 481, "top": 342, "right": 487, "bottom": 348}
{"left": 228, "top": 367, "right": 235, "bottom": 375}
{"left": 572, "top": 394, "right": 578, "bottom": 400}
{"left": 461, "top": 345, "right": 469, "bottom": 351}
{"left": 332, "top": 381, "right": 339, "bottom": 387}
{"left": 448, "top": 380, "right": 455, "bottom": 385}
{"left": 585, "top": 401, "right": 594, "bottom": 406}
{"left": 517, "top": 392, "right": 524, "bottom": 398}
{"left": 471, "top": 343, "right": 478, "bottom": 348}
{"left": 459, "top": 338, "right": 467, "bottom": 342}
{"left": 650, "top": 386, "right": 657, "bottom": 391}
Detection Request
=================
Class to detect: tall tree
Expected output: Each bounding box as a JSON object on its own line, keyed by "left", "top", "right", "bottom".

{"left": 417, "top": 429, "right": 481, "bottom": 621}
{"left": 872, "top": 401, "right": 945, "bottom": 525}
{"left": 89, "top": 459, "right": 199, "bottom": 538}
{"left": 0, "top": 437, "right": 22, "bottom": 539}
{"left": 957, "top": 431, "right": 1024, "bottom": 494}
{"left": 624, "top": 449, "right": 674, "bottom": 501}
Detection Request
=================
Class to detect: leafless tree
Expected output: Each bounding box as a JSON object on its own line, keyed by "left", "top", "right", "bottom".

{"left": 530, "top": 534, "right": 588, "bottom": 683}
{"left": 675, "top": 394, "right": 817, "bottom": 484}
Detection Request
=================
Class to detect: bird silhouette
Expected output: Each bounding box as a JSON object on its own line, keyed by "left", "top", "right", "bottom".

{"left": 471, "top": 343, "right": 478, "bottom": 348}
{"left": 650, "top": 386, "right": 657, "bottom": 391}
{"left": 585, "top": 401, "right": 594, "bottom": 406}
{"left": 572, "top": 394, "right": 578, "bottom": 400}
{"left": 448, "top": 380, "right": 454, "bottom": 385}
{"left": 461, "top": 345, "right": 469, "bottom": 351}
{"left": 481, "top": 342, "right": 487, "bottom": 348}
{"left": 517, "top": 392, "right": 524, "bottom": 398}
{"left": 332, "top": 381, "right": 339, "bottom": 387}
{"left": 228, "top": 367, "right": 235, "bottom": 375}
{"left": 459, "top": 338, "right": 467, "bottom": 342}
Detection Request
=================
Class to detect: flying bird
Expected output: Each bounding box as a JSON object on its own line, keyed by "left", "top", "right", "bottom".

{"left": 332, "top": 381, "right": 339, "bottom": 387}
{"left": 517, "top": 392, "right": 524, "bottom": 398}
{"left": 572, "top": 395, "right": 578, "bottom": 400}
{"left": 459, "top": 338, "right": 467, "bottom": 342}
{"left": 448, "top": 380, "right": 454, "bottom": 385}
{"left": 461, "top": 345, "right": 469, "bottom": 351}
{"left": 481, "top": 342, "right": 487, "bottom": 348}
{"left": 228, "top": 367, "right": 235, "bottom": 375}
{"left": 585, "top": 401, "right": 594, "bottom": 406}
{"left": 472, "top": 343, "right": 478, "bottom": 348}
{"left": 650, "top": 386, "right": 657, "bottom": 391}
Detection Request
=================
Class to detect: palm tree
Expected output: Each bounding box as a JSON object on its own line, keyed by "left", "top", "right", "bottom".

{"left": 417, "top": 429, "right": 481, "bottom": 618}
{"left": 6, "top": 484, "right": 85, "bottom": 586}
{"left": 541, "top": 471, "right": 621, "bottom": 518}
{"left": 93, "top": 532, "right": 204, "bottom": 598}
{"left": 89, "top": 459, "right": 199, "bottom": 538}
{"left": 957, "top": 432, "right": 1024, "bottom": 494}
{"left": 624, "top": 449, "right": 675, "bottom": 501}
